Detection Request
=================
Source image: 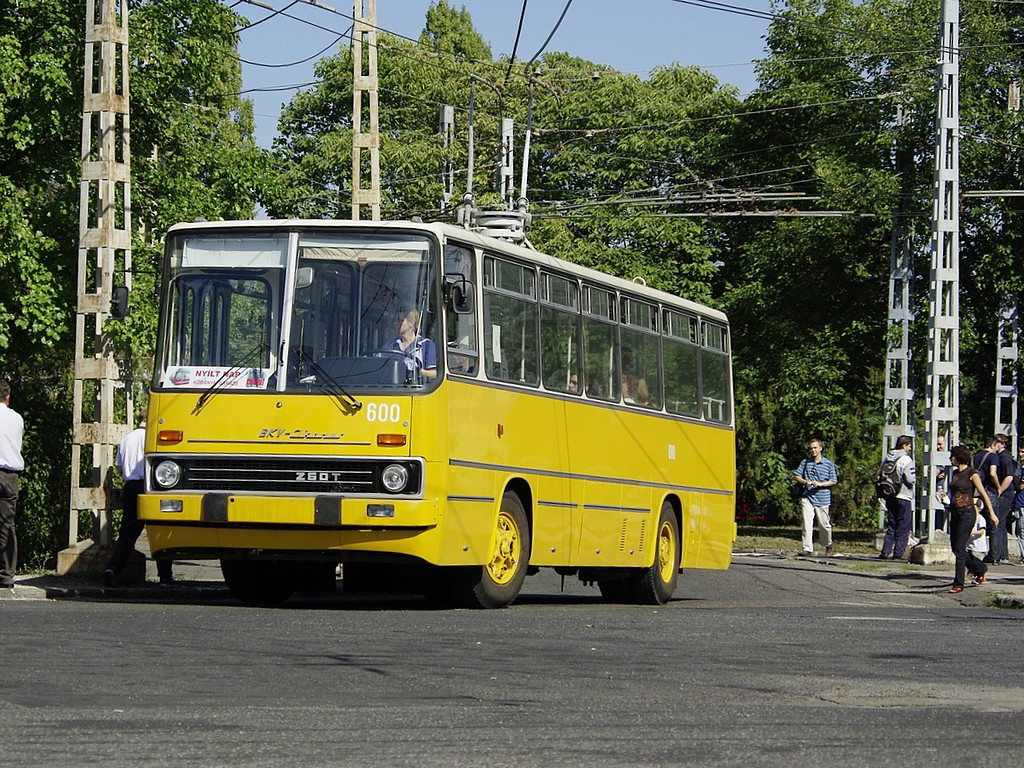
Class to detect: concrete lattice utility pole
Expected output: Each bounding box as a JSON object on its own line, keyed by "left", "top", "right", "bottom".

{"left": 920, "top": 0, "right": 960, "bottom": 552}
{"left": 883, "top": 106, "right": 916, "bottom": 523}
{"left": 351, "top": 0, "right": 381, "bottom": 220}
{"left": 994, "top": 303, "right": 1018, "bottom": 456}
{"left": 60, "top": 0, "right": 134, "bottom": 574}
{"left": 996, "top": 82, "right": 1021, "bottom": 457}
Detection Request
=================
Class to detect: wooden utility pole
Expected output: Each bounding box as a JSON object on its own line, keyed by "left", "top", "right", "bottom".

{"left": 60, "top": 0, "right": 133, "bottom": 572}
{"left": 351, "top": 0, "right": 380, "bottom": 220}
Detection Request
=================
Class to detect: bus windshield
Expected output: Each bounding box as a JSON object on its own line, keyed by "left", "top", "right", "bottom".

{"left": 154, "top": 229, "right": 440, "bottom": 393}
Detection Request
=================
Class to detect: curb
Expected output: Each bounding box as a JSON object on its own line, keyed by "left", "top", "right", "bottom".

{"left": 1, "top": 579, "right": 230, "bottom": 602}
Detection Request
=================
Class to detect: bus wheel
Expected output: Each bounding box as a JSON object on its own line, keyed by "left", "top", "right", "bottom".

{"left": 455, "top": 491, "right": 531, "bottom": 608}
{"left": 631, "top": 503, "right": 680, "bottom": 605}
{"left": 220, "top": 559, "right": 297, "bottom": 605}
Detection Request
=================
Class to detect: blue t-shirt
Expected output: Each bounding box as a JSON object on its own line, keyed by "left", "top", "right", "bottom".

{"left": 973, "top": 450, "right": 999, "bottom": 492}
{"left": 1013, "top": 462, "right": 1024, "bottom": 509}
{"left": 795, "top": 457, "right": 838, "bottom": 506}
{"left": 997, "top": 451, "right": 1016, "bottom": 496}
{"left": 386, "top": 335, "right": 437, "bottom": 375}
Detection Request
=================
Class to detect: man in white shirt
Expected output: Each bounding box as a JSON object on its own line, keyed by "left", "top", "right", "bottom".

{"left": 0, "top": 378, "right": 25, "bottom": 590}
{"left": 104, "top": 417, "right": 173, "bottom": 586}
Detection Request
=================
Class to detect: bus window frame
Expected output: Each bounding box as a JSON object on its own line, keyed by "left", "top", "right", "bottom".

{"left": 482, "top": 252, "right": 540, "bottom": 388}
{"left": 539, "top": 270, "right": 582, "bottom": 395}
{"left": 580, "top": 283, "right": 619, "bottom": 402}
{"left": 619, "top": 294, "right": 661, "bottom": 410}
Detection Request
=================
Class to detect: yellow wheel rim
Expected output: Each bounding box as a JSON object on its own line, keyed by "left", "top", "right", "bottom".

{"left": 657, "top": 518, "right": 677, "bottom": 584}
{"left": 486, "top": 510, "right": 521, "bottom": 585}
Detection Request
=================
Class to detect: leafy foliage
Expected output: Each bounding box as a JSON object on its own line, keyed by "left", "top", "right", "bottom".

{"left": 3, "top": 0, "right": 266, "bottom": 567}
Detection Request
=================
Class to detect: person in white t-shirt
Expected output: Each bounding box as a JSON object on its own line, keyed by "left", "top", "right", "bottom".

{"left": 968, "top": 508, "right": 989, "bottom": 561}
{"left": 104, "top": 417, "right": 173, "bottom": 587}
{"left": 0, "top": 377, "right": 25, "bottom": 590}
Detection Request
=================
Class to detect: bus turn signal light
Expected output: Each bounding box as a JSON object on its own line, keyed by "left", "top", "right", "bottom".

{"left": 157, "top": 430, "right": 183, "bottom": 445}
{"left": 377, "top": 433, "right": 407, "bottom": 447}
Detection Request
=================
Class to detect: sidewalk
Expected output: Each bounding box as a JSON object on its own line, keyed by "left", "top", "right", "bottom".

{"left": 0, "top": 557, "right": 229, "bottom": 601}
{"left": 736, "top": 550, "right": 1024, "bottom": 610}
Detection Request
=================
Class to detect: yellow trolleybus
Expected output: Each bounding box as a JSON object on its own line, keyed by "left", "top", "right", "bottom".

{"left": 138, "top": 219, "right": 735, "bottom": 607}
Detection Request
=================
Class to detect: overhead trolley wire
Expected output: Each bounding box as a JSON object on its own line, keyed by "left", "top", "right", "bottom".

{"left": 237, "top": 30, "right": 350, "bottom": 68}
{"left": 503, "top": 0, "right": 531, "bottom": 89}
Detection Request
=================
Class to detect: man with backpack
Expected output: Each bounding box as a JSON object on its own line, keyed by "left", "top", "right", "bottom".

{"left": 878, "top": 435, "right": 916, "bottom": 560}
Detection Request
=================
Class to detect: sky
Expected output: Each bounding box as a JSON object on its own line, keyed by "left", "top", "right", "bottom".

{"left": 233, "top": 0, "right": 775, "bottom": 148}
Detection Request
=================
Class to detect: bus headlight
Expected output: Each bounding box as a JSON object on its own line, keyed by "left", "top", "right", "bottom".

{"left": 154, "top": 460, "right": 182, "bottom": 489}
{"left": 381, "top": 463, "right": 409, "bottom": 493}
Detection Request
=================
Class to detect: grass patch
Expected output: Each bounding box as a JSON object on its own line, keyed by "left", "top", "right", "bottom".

{"left": 736, "top": 526, "right": 877, "bottom": 555}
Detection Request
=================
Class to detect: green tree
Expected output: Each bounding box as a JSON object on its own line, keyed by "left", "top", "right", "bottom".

{"left": 267, "top": 4, "right": 497, "bottom": 220}
{"left": 720, "top": 0, "right": 1024, "bottom": 526}
{"left": 528, "top": 57, "right": 742, "bottom": 302}
{"left": 2, "top": 0, "right": 267, "bottom": 567}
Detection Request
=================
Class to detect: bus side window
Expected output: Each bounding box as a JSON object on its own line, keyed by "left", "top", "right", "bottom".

{"left": 581, "top": 285, "right": 618, "bottom": 401}
{"left": 620, "top": 297, "right": 660, "bottom": 409}
{"left": 663, "top": 309, "right": 700, "bottom": 416}
{"left": 540, "top": 272, "right": 580, "bottom": 393}
{"left": 702, "top": 321, "right": 731, "bottom": 423}
{"left": 445, "top": 243, "right": 478, "bottom": 375}
{"left": 483, "top": 255, "right": 538, "bottom": 385}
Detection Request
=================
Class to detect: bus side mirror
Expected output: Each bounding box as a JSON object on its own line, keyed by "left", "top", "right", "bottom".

{"left": 295, "top": 266, "right": 314, "bottom": 290}
{"left": 444, "top": 274, "right": 474, "bottom": 315}
{"left": 110, "top": 285, "right": 130, "bottom": 319}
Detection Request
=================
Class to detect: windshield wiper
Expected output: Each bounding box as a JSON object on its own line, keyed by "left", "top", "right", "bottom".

{"left": 293, "top": 345, "right": 363, "bottom": 413}
{"left": 192, "top": 343, "right": 269, "bottom": 415}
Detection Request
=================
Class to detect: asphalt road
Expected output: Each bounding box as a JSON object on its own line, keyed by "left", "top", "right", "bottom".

{"left": 3, "top": 557, "right": 1022, "bottom": 767}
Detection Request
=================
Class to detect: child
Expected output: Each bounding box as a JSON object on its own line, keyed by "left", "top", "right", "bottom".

{"left": 967, "top": 506, "right": 989, "bottom": 583}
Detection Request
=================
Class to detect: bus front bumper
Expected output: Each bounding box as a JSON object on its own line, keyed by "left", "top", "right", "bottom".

{"left": 139, "top": 493, "right": 438, "bottom": 528}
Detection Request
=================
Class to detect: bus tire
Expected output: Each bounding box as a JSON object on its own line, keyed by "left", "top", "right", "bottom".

{"left": 220, "top": 558, "right": 297, "bottom": 605}
{"left": 631, "top": 503, "right": 680, "bottom": 605}
{"left": 454, "top": 491, "right": 531, "bottom": 608}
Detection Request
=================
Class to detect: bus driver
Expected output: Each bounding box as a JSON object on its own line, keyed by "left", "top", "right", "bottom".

{"left": 387, "top": 308, "right": 437, "bottom": 380}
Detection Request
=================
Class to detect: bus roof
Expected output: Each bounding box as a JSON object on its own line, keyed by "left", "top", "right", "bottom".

{"left": 165, "top": 218, "right": 728, "bottom": 324}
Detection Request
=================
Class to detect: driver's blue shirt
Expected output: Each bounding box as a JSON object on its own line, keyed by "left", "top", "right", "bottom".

{"left": 386, "top": 335, "right": 437, "bottom": 373}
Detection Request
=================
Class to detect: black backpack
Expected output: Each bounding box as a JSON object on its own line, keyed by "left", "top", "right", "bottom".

{"left": 875, "top": 458, "right": 902, "bottom": 499}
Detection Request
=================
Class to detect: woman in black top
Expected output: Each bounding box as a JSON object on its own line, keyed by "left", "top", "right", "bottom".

{"left": 946, "top": 444, "right": 998, "bottom": 593}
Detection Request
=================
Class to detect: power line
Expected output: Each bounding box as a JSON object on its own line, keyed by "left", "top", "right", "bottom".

{"left": 236, "top": 0, "right": 299, "bottom": 32}
{"left": 236, "top": 31, "right": 349, "bottom": 68}
{"left": 503, "top": 0, "right": 530, "bottom": 89}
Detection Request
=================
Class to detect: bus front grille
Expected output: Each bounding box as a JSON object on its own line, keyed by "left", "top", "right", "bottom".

{"left": 159, "top": 456, "right": 421, "bottom": 496}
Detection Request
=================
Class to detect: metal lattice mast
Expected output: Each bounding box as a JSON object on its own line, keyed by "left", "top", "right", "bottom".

{"left": 923, "top": 0, "right": 961, "bottom": 541}
{"left": 995, "top": 302, "right": 1018, "bottom": 455}
{"left": 351, "top": 0, "right": 380, "bottom": 221}
{"left": 66, "top": 0, "right": 133, "bottom": 563}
